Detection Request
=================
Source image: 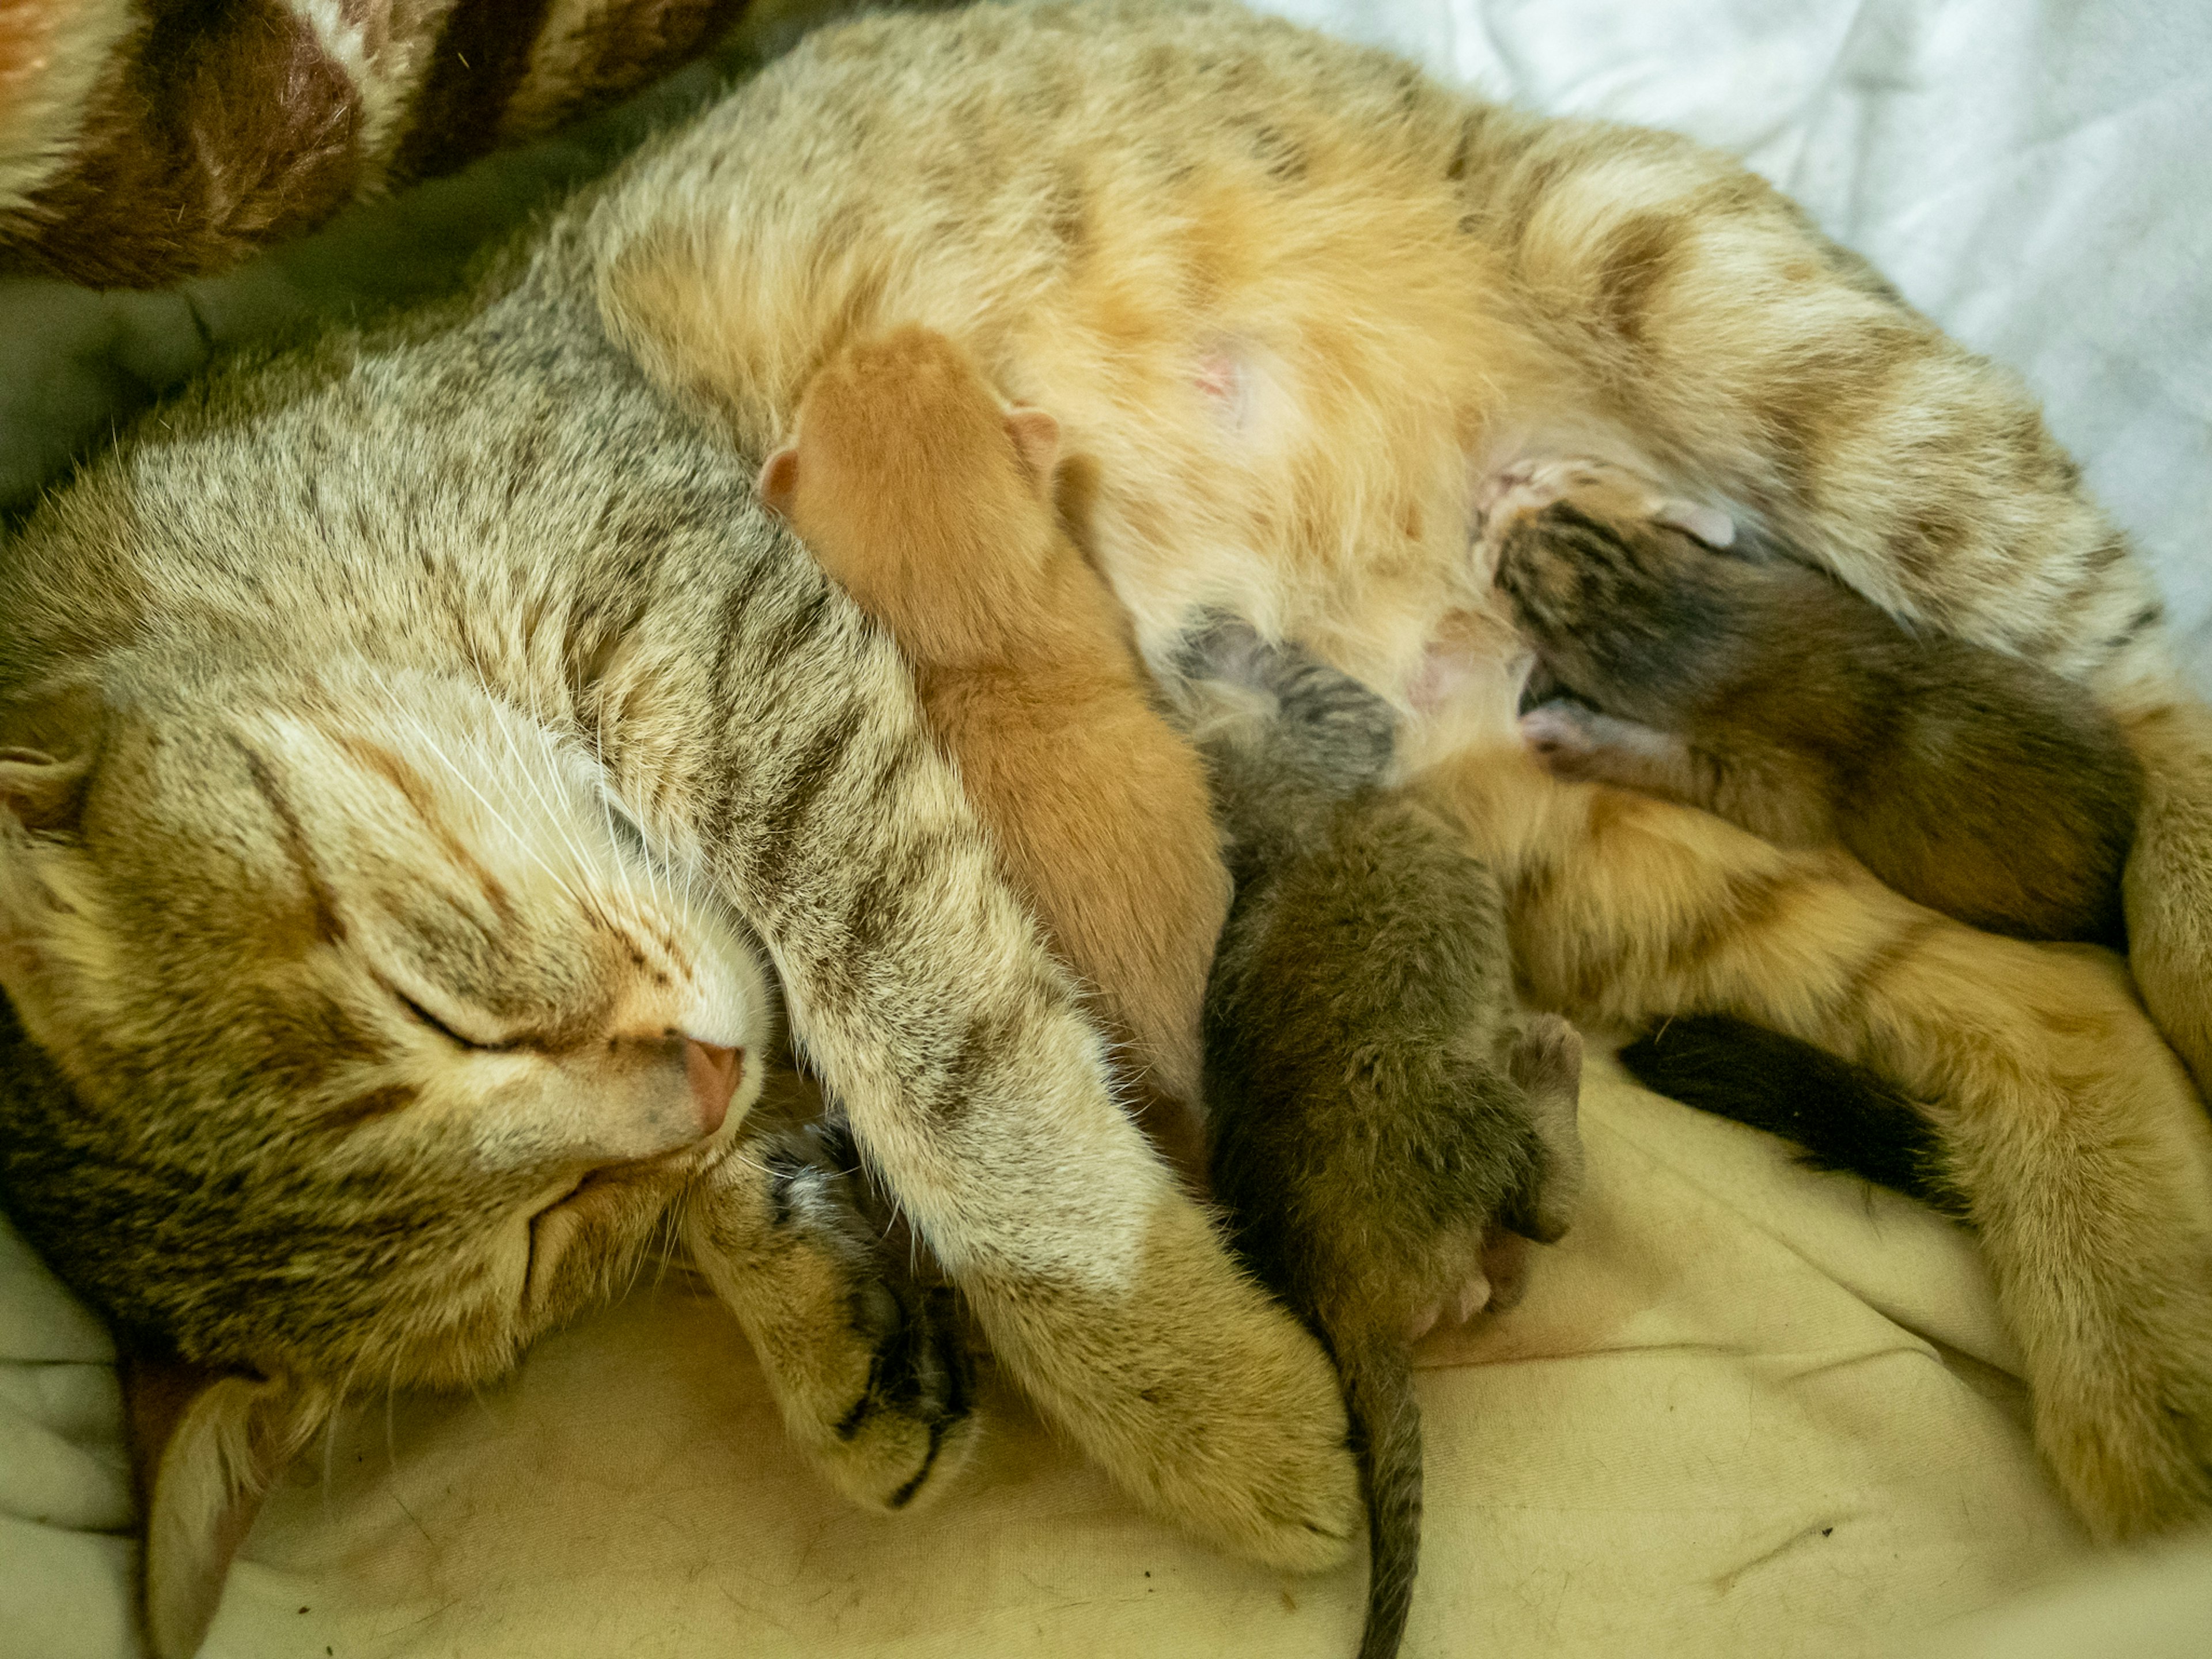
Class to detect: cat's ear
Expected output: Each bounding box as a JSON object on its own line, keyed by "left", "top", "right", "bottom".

{"left": 1004, "top": 407, "right": 1061, "bottom": 488}
{"left": 759, "top": 446, "right": 801, "bottom": 518}
{"left": 0, "top": 678, "right": 110, "bottom": 838}
{"left": 0, "top": 750, "right": 96, "bottom": 836}
{"left": 125, "top": 1350, "right": 329, "bottom": 1659}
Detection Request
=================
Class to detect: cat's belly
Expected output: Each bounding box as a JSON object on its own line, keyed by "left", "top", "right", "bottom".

{"left": 587, "top": 0, "right": 1658, "bottom": 741}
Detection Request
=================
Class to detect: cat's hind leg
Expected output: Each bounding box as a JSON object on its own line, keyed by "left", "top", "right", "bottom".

{"left": 1431, "top": 747, "right": 2212, "bottom": 1539}
{"left": 684, "top": 1075, "right": 977, "bottom": 1513}
{"left": 1479, "top": 118, "right": 2212, "bottom": 1084}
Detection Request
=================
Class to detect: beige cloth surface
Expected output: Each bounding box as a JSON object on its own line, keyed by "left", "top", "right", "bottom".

{"left": 194, "top": 1062, "right": 2086, "bottom": 1658}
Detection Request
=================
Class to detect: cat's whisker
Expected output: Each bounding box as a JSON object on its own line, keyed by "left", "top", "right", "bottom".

{"left": 394, "top": 708, "right": 590, "bottom": 911}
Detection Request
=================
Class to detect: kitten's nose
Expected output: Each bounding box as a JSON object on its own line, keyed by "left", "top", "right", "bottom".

{"left": 684, "top": 1040, "right": 743, "bottom": 1134}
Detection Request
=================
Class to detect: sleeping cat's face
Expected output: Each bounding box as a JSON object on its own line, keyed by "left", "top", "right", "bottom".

{"left": 0, "top": 661, "right": 773, "bottom": 1389}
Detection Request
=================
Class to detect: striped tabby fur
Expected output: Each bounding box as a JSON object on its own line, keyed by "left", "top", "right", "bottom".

{"left": 0, "top": 3, "right": 2207, "bottom": 1651}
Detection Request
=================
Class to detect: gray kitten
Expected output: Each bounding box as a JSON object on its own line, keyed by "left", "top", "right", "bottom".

{"left": 1175, "top": 619, "right": 1585, "bottom": 1659}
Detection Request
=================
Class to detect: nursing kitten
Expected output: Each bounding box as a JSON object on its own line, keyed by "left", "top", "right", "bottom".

{"left": 1182, "top": 619, "right": 1582, "bottom": 1659}
{"left": 597, "top": 0, "right": 2212, "bottom": 1543}
{"left": 3, "top": 5, "right": 2210, "bottom": 1648}
{"left": 759, "top": 327, "right": 1230, "bottom": 1171}
{"left": 1479, "top": 456, "right": 2142, "bottom": 942}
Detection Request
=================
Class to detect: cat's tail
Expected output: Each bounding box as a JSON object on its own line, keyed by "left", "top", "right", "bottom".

{"left": 1616, "top": 1015, "right": 1969, "bottom": 1217}
{"left": 1336, "top": 1330, "right": 1421, "bottom": 1659}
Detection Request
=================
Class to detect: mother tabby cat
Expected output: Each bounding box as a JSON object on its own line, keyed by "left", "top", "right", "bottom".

{"left": 2, "top": 3, "right": 2210, "bottom": 1654}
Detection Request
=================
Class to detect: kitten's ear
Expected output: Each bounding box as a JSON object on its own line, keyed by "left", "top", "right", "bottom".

{"left": 0, "top": 678, "right": 111, "bottom": 837}
{"left": 1004, "top": 407, "right": 1061, "bottom": 487}
{"left": 1653, "top": 499, "right": 1736, "bottom": 550}
{"left": 759, "top": 446, "right": 801, "bottom": 518}
{"left": 125, "top": 1350, "right": 329, "bottom": 1659}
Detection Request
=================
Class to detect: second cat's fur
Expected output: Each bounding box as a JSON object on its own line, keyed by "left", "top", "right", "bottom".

{"left": 1480, "top": 456, "right": 2143, "bottom": 942}
{"left": 759, "top": 326, "right": 1230, "bottom": 1167}
{"left": 598, "top": 0, "right": 2212, "bottom": 1544}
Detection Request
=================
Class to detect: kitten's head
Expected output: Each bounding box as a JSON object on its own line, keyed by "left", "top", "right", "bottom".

{"left": 0, "top": 657, "right": 773, "bottom": 1393}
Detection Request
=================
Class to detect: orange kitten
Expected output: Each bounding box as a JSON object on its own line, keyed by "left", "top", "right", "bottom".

{"left": 761, "top": 327, "right": 1230, "bottom": 1173}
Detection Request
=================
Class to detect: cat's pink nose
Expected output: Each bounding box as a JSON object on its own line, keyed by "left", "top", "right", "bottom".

{"left": 684, "top": 1040, "right": 743, "bottom": 1134}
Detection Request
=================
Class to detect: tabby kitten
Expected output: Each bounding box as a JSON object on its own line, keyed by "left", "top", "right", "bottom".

{"left": 1479, "top": 456, "right": 2142, "bottom": 942}
{"left": 596, "top": 0, "right": 2212, "bottom": 1540}
{"left": 1183, "top": 618, "right": 1582, "bottom": 1659}
{"left": 759, "top": 325, "right": 1230, "bottom": 1171}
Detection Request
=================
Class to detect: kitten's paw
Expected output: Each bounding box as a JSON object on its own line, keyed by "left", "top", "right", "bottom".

{"left": 1520, "top": 698, "right": 1604, "bottom": 767}
{"left": 1406, "top": 1229, "right": 1534, "bottom": 1338}
{"left": 1521, "top": 700, "right": 1685, "bottom": 793}
{"left": 1475, "top": 454, "right": 1733, "bottom": 553}
{"left": 1505, "top": 1013, "right": 1588, "bottom": 1243}
{"left": 1378, "top": 1015, "right": 1588, "bottom": 1340}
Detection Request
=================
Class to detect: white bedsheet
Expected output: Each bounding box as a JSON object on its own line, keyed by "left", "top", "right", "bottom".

{"left": 3, "top": 2, "right": 2209, "bottom": 1656}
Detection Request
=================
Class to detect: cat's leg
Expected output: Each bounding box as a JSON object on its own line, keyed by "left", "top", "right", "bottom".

{"left": 632, "top": 565, "right": 1359, "bottom": 1575}
{"left": 1478, "top": 119, "right": 2212, "bottom": 1086}
{"left": 684, "top": 1084, "right": 976, "bottom": 1513}
{"left": 2118, "top": 699, "right": 2212, "bottom": 1097}
{"left": 1520, "top": 700, "right": 1838, "bottom": 847}
{"left": 1428, "top": 745, "right": 2212, "bottom": 1538}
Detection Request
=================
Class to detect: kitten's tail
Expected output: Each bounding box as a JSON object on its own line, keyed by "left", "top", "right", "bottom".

{"left": 1616, "top": 1015, "right": 1969, "bottom": 1217}
{"left": 1338, "top": 1331, "right": 1421, "bottom": 1659}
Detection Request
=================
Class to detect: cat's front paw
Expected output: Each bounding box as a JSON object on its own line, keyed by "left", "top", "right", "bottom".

{"left": 688, "top": 1121, "right": 980, "bottom": 1514}
{"left": 776, "top": 1147, "right": 978, "bottom": 1512}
